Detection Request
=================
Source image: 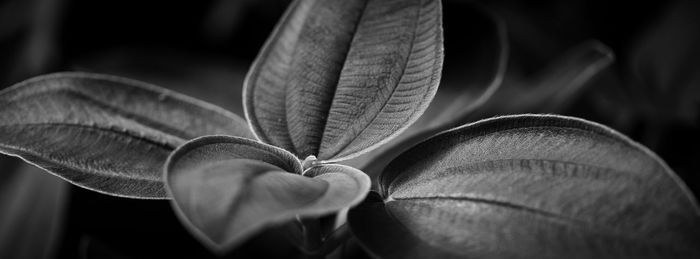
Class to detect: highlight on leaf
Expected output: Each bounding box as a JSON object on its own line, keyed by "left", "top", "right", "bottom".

{"left": 348, "top": 114, "right": 700, "bottom": 259}
{"left": 164, "top": 136, "right": 370, "bottom": 253}
{"left": 0, "top": 72, "right": 253, "bottom": 199}
{"left": 244, "top": 0, "right": 444, "bottom": 162}
{"left": 345, "top": 3, "right": 509, "bottom": 178}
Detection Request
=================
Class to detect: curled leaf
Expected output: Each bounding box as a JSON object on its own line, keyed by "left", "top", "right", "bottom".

{"left": 349, "top": 114, "right": 700, "bottom": 258}
{"left": 244, "top": 0, "right": 444, "bottom": 161}
{"left": 165, "top": 136, "right": 370, "bottom": 252}
{"left": 0, "top": 72, "right": 253, "bottom": 198}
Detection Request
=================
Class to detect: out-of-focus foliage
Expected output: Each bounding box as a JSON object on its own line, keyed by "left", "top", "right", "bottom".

{"left": 0, "top": 158, "right": 68, "bottom": 259}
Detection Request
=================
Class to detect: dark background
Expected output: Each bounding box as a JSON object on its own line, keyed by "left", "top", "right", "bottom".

{"left": 0, "top": 0, "right": 698, "bottom": 258}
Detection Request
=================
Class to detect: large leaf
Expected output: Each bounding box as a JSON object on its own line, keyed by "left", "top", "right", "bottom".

{"left": 244, "top": 0, "right": 443, "bottom": 161}
{"left": 165, "top": 136, "right": 370, "bottom": 252}
{"left": 0, "top": 72, "right": 253, "bottom": 198}
{"left": 349, "top": 114, "right": 700, "bottom": 258}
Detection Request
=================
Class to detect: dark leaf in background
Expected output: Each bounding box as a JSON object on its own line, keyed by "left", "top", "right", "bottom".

{"left": 349, "top": 114, "right": 700, "bottom": 258}
{"left": 472, "top": 40, "right": 613, "bottom": 117}
{"left": 244, "top": 0, "right": 443, "bottom": 161}
{"left": 165, "top": 136, "right": 369, "bottom": 252}
{"left": 0, "top": 0, "right": 31, "bottom": 40}
{"left": 627, "top": 0, "right": 700, "bottom": 125}
{"left": 0, "top": 1, "right": 69, "bottom": 258}
{"left": 0, "top": 157, "right": 68, "bottom": 259}
{"left": 0, "top": 0, "right": 64, "bottom": 86}
{"left": 0, "top": 72, "right": 252, "bottom": 198}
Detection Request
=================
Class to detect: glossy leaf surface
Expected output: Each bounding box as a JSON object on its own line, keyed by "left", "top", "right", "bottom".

{"left": 165, "top": 136, "right": 370, "bottom": 252}
{"left": 0, "top": 72, "right": 253, "bottom": 198}
{"left": 244, "top": 0, "right": 443, "bottom": 161}
{"left": 349, "top": 114, "right": 700, "bottom": 258}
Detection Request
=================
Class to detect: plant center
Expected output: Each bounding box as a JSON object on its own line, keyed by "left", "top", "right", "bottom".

{"left": 301, "top": 155, "right": 319, "bottom": 172}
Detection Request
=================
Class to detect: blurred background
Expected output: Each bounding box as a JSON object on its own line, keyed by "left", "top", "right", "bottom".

{"left": 0, "top": 0, "right": 698, "bottom": 258}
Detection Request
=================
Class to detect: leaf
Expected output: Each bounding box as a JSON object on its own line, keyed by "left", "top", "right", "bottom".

{"left": 0, "top": 156, "right": 68, "bottom": 259}
{"left": 0, "top": 72, "right": 253, "bottom": 199}
{"left": 343, "top": 4, "right": 508, "bottom": 178}
{"left": 165, "top": 136, "right": 370, "bottom": 252}
{"left": 348, "top": 114, "right": 700, "bottom": 258}
{"left": 244, "top": 0, "right": 444, "bottom": 161}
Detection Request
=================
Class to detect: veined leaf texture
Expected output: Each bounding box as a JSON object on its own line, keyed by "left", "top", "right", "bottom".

{"left": 244, "top": 0, "right": 443, "bottom": 161}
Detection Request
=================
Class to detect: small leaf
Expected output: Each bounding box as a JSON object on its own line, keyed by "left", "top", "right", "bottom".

{"left": 244, "top": 0, "right": 444, "bottom": 161}
{"left": 165, "top": 136, "right": 370, "bottom": 252}
{"left": 0, "top": 72, "right": 253, "bottom": 198}
{"left": 349, "top": 114, "right": 700, "bottom": 258}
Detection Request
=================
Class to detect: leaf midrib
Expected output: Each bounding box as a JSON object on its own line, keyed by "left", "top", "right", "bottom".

{"left": 0, "top": 122, "right": 181, "bottom": 149}
{"left": 31, "top": 89, "right": 198, "bottom": 140}
{"left": 382, "top": 124, "right": 641, "bottom": 193}
{"left": 324, "top": 0, "right": 431, "bottom": 159}
{"left": 311, "top": 0, "right": 372, "bottom": 157}
{"left": 0, "top": 123, "right": 170, "bottom": 182}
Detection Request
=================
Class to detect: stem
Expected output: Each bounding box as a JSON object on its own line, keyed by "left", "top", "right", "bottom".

{"left": 301, "top": 218, "right": 323, "bottom": 259}
{"left": 284, "top": 220, "right": 305, "bottom": 248}
{"left": 299, "top": 218, "right": 353, "bottom": 258}
{"left": 316, "top": 224, "right": 352, "bottom": 256}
